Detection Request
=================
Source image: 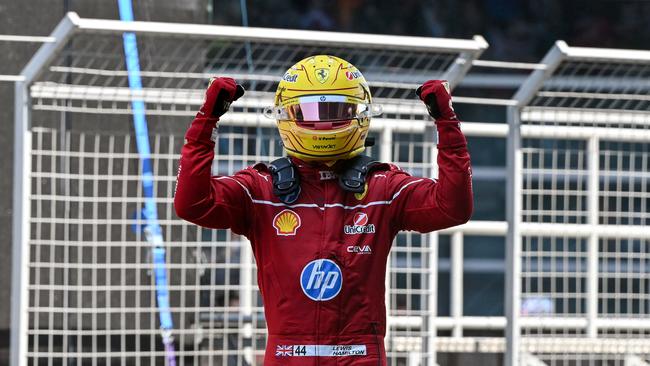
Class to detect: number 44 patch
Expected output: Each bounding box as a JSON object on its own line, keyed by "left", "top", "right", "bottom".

{"left": 294, "top": 346, "right": 307, "bottom": 356}
{"left": 275, "top": 344, "right": 367, "bottom": 357}
{"left": 274, "top": 345, "right": 307, "bottom": 357}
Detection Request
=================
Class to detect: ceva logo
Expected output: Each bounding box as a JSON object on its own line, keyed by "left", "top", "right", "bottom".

{"left": 347, "top": 245, "right": 372, "bottom": 254}
{"left": 344, "top": 212, "right": 376, "bottom": 235}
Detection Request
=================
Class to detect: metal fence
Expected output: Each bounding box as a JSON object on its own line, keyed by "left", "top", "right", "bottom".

{"left": 506, "top": 41, "right": 650, "bottom": 366}
{"left": 11, "top": 12, "right": 650, "bottom": 366}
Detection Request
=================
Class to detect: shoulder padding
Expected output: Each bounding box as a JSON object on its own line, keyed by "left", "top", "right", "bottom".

{"left": 336, "top": 155, "right": 390, "bottom": 193}
{"left": 252, "top": 162, "right": 270, "bottom": 173}
{"left": 385, "top": 163, "right": 410, "bottom": 173}
{"left": 262, "top": 157, "right": 301, "bottom": 204}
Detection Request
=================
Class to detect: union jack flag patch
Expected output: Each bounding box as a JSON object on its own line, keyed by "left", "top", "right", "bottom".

{"left": 276, "top": 345, "right": 293, "bottom": 357}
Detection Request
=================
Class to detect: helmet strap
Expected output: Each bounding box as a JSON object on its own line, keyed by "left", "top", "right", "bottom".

{"left": 268, "top": 157, "right": 301, "bottom": 204}
{"left": 267, "top": 155, "right": 387, "bottom": 204}
{"left": 336, "top": 155, "right": 381, "bottom": 193}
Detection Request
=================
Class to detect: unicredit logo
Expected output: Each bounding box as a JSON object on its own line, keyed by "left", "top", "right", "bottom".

{"left": 353, "top": 212, "right": 368, "bottom": 226}
{"left": 344, "top": 212, "right": 376, "bottom": 235}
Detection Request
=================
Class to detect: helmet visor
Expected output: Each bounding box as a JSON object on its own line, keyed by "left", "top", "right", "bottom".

{"left": 264, "top": 95, "right": 382, "bottom": 123}
{"left": 286, "top": 102, "right": 366, "bottom": 122}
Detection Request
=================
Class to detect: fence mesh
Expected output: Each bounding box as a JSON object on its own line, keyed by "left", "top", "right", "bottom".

{"left": 19, "top": 16, "right": 650, "bottom": 366}
{"left": 21, "top": 22, "right": 477, "bottom": 366}
{"left": 517, "top": 49, "right": 650, "bottom": 365}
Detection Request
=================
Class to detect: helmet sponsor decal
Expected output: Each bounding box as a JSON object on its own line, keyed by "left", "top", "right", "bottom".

{"left": 300, "top": 259, "right": 342, "bottom": 301}
{"left": 282, "top": 73, "right": 298, "bottom": 83}
{"left": 315, "top": 68, "right": 330, "bottom": 84}
{"left": 313, "top": 135, "right": 336, "bottom": 141}
{"left": 313, "top": 143, "right": 336, "bottom": 150}
{"left": 298, "top": 95, "right": 346, "bottom": 103}
{"left": 344, "top": 212, "right": 376, "bottom": 235}
{"left": 273, "top": 209, "right": 301, "bottom": 236}
{"left": 345, "top": 70, "right": 362, "bottom": 80}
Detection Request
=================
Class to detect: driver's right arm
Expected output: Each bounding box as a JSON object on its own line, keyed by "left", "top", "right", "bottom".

{"left": 173, "top": 78, "right": 254, "bottom": 236}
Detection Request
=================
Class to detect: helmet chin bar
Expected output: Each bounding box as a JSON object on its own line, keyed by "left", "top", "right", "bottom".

{"left": 296, "top": 120, "right": 353, "bottom": 130}
{"left": 285, "top": 144, "right": 367, "bottom": 162}
{"left": 276, "top": 116, "right": 372, "bottom": 162}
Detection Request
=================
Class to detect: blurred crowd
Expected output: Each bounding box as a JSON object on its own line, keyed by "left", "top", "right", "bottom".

{"left": 212, "top": 0, "right": 650, "bottom": 61}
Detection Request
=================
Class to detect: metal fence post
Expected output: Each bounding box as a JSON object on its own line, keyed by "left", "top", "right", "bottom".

{"left": 10, "top": 13, "right": 82, "bottom": 365}
{"left": 505, "top": 106, "right": 523, "bottom": 366}
{"left": 11, "top": 80, "right": 31, "bottom": 366}
{"left": 429, "top": 125, "right": 440, "bottom": 366}
{"left": 381, "top": 126, "right": 394, "bottom": 354}
{"left": 241, "top": 238, "right": 254, "bottom": 364}
{"left": 443, "top": 35, "right": 488, "bottom": 89}
{"left": 428, "top": 230, "right": 439, "bottom": 366}
{"left": 586, "top": 136, "right": 600, "bottom": 337}
{"left": 451, "top": 231, "right": 464, "bottom": 338}
{"left": 506, "top": 42, "right": 567, "bottom": 366}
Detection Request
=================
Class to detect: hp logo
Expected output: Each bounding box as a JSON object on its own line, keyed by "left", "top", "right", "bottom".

{"left": 300, "top": 259, "right": 342, "bottom": 301}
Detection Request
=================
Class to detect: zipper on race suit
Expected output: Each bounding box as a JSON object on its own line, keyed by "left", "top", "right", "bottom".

{"left": 315, "top": 179, "right": 329, "bottom": 365}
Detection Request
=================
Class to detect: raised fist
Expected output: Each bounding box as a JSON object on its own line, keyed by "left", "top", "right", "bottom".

{"left": 415, "top": 80, "right": 457, "bottom": 121}
{"left": 198, "top": 77, "right": 245, "bottom": 118}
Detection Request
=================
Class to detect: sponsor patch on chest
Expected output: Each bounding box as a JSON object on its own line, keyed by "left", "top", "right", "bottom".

{"left": 344, "top": 212, "right": 376, "bottom": 235}
{"left": 347, "top": 245, "right": 372, "bottom": 254}
{"left": 272, "top": 209, "right": 301, "bottom": 236}
{"left": 319, "top": 170, "right": 336, "bottom": 180}
{"left": 300, "top": 259, "right": 342, "bottom": 301}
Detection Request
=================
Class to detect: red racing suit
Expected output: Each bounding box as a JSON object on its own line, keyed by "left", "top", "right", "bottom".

{"left": 174, "top": 112, "right": 473, "bottom": 365}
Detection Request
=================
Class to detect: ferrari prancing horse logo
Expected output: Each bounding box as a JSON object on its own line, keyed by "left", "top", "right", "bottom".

{"left": 315, "top": 68, "right": 330, "bottom": 84}
{"left": 273, "top": 209, "right": 301, "bottom": 236}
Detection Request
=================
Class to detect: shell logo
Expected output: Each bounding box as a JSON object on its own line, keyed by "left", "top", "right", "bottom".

{"left": 273, "top": 209, "right": 301, "bottom": 236}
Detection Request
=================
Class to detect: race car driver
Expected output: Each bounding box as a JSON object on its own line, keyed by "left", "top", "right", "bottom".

{"left": 174, "top": 55, "right": 473, "bottom": 365}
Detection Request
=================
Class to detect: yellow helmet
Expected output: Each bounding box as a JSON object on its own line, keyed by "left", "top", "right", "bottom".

{"left": 264, "top": 55, "right": 382, "bottom": 161}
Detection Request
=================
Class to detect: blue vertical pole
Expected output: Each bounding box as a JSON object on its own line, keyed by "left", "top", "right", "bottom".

{"left": 117, "top": 1, "right": 177, "bottom": 365}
